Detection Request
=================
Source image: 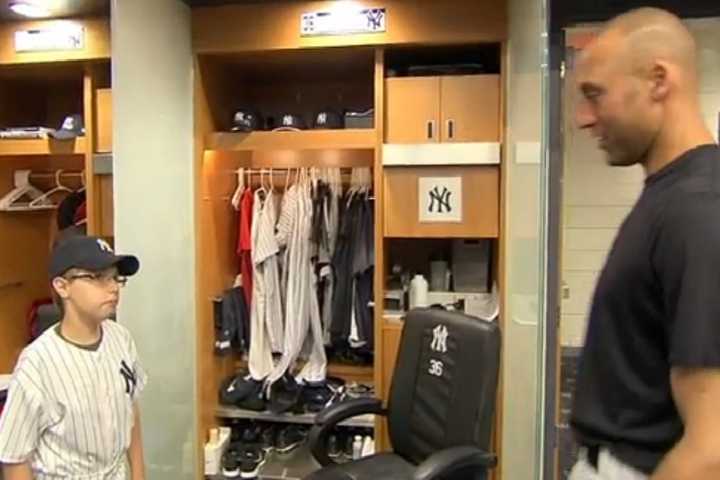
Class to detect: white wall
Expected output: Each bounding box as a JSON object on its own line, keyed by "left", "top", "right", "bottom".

{"left": 111, "top": 0, "right": 197, "bottom": 478}
{"left": 560, "top": 18, "right": 720, "bottom": 347}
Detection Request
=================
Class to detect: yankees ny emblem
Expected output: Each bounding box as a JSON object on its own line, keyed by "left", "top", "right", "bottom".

{"left": 120, "top": 360, "right": 137, "bottom": 397}
{"left": 431, "top": 325, "right": 448, "bottom": 353}
{"left": 96, "top": 238, "right": 113, "bottom": 253}
{"left": 428, "top": 186, "right": 452, "bottom": 213}
{"left": 366, "top": 9, "right": 384, "bottom": 30}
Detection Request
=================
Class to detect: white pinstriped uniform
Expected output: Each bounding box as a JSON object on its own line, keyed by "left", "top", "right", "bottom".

{"left": 268, "top": 178, "right": 327, "bottom": 386}
{"left": 0, "top": 321, "right": 146, "bottom": 479}
{"left": 248, "top": 189, "right": 284, "bottom": 380}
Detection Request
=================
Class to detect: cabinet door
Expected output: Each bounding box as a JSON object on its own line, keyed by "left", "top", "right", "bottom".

{"left": 441, "top": 75, "right": 500, "bottom": 142}
{"left": 385, "top": 77, "right": 440, "bottom": 144}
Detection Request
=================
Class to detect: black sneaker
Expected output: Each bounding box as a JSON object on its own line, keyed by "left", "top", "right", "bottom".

{"left": 276, "top": 425, "right": 308, "bottom": 454}
{"left": 343, "top": 432, "right": 354, "bottom": 459}
{"left": 260, "top": 424, "right": 277, "bottom": 454}
{"left": 237, "top": 379, "right": 266, "bottom": 412}
{"left": 241, "top": 422, "right": 262, "bottom": 444}
{"left": 302, "top": 382, "right": 334, "bottom": 413}
{"left": 238, "top": 445, "right": 266, "bottom": 479}
{"left": 327, "top": 433, "right": 342, "bottom": 459}
{"left": 268, "top": 373, "right": 301, "bottom": 414}
{"left": 222, "top": 448, "right": 241, "bottom": 478}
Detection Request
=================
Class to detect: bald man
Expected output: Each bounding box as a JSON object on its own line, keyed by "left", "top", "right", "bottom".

{"left": 569, "top": 7, "right": 720, "bottom": 480}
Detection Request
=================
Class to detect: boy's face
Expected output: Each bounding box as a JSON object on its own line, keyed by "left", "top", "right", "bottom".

{"left": 52, "top": 266, "right": 124, "bottom": 322}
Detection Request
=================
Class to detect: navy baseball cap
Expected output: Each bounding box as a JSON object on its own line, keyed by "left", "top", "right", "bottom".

{"left": 49, "top": 236, "right": 140, "bottom": 279}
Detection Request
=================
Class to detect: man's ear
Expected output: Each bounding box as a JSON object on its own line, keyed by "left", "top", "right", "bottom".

{"left": 649, "top": 61, "right": 670, "bottom": 102}
{"left": 52, "top": 277, "right": 70, "bottom": 300}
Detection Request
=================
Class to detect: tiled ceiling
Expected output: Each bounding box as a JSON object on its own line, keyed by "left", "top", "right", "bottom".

{"left": 0, "top": 0, "right": 109, "bottom": 21}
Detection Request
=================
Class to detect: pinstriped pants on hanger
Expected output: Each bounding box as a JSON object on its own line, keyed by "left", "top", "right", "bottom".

{"left": 570, "top": 448, "right": 649, "bottom": 480}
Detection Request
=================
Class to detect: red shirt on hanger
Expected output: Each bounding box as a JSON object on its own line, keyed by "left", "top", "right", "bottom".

{"left": 238, "top": 187, "right": 254, "bottom": 308}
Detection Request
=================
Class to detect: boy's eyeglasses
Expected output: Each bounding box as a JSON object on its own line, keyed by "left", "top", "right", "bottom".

{"left": 66, "top": 273, "right": 128, "bottom": 288}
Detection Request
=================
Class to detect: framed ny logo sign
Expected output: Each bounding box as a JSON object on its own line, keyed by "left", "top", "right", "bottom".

{"left": 418, "top": 176, "right": 462, "bottom": 223}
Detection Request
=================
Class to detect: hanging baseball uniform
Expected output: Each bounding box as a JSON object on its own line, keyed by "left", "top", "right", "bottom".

{"left": 268, "top": 177, "right": 315, "bottom": 386}
{"left": 0, "top": 321, "right": 146, "bottom": 480}
{"left": 248, "top": 190, "right": 274, "bottom": 381}
{"left": 255, "top": 190, "right": 284, "bottom": 353}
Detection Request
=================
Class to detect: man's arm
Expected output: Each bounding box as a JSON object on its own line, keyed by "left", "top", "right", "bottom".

{"left": 127, "top": 403, "right": 145, "bottom": 480}
{"left": 3, "top": 462, "right": 33, "bottom": 480}
{"left": 651, "top": 368, "right": 720, "bottom": 479}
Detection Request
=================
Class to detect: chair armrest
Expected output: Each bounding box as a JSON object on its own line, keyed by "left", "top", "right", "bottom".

{"left": 315, "top": 397, "right": 386, "bottom": 426}
{"left": 413, "top": 446, "right": 497, "bottom": 480}
{"left": 309, "top": 397, "right": 386, "bottom": 466}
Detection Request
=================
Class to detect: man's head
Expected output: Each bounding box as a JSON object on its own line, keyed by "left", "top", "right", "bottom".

{"left": 49, "top": 236, "right": 139, "bottom": 323}
{"left": 574, "top": 8, "right": 700, "bottom": 167}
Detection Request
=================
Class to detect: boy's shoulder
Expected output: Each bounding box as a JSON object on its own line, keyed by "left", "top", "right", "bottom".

{"left": 102, "top": 320, "right": 136, "bottom": 344}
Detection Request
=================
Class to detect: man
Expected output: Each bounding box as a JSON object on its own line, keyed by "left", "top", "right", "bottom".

{"left": 570, "top": 7, "right": 720, "bottom": 480}
{"left": 0, "top": 236, "right": 146, "bottom": 480}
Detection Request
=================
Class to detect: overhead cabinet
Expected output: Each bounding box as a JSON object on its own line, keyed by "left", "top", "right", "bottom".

{"left": 385, "top": 74, "right": 500, "bottom": 144}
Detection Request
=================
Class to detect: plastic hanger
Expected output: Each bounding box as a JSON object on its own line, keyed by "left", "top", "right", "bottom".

{"left": 78, "top": 169, "right": 86, "bottom": 193}
{"left": 284, "top": 168, "right": 291, "bottom": 192}
{"left": 231, "top": 168, "right": 244, "bottom": 210}
{"left": 0, "top": 170, "right": 54, "bottom": 211}
{"left": 29, "top": 170, "right": 73, "bottom": 208}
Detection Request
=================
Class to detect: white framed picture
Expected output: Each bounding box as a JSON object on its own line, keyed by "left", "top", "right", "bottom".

{"left": 418, "top": 176, "right": 462, "bottom": 223}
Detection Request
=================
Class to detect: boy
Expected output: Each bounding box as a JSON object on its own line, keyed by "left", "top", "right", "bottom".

{"left": 0, "top": 236, "right": 147, "bottom": 480}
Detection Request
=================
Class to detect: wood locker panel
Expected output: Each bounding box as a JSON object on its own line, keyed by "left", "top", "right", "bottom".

{"left": 95, "top": 89, "right": 113, "bottom": 153}
{"left": 384, "top": 165, "right": 500, "bottom": 238}
{"left": 99, "top": 175, "right": 114, "bottom": 237}
{"left": 385, "top": 77, "right": 440, "bottom": 144}
{"left": 379, "top": 321, "right": 403, "bottom": 451}
{"left": 441, "top": 75, "right": 500, "bottom": 142}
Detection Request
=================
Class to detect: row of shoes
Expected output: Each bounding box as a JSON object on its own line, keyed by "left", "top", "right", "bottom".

{"left": 220, "top": 371, "right": 375, "bottom": 416}
{"left": 222, "top": 421, "right": 309, "bottom": 478}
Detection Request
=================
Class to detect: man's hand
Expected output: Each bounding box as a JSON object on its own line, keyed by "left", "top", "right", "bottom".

{"left": 127, "top": 403, "right": 146, "bottom": 480}
{"left": 651, "top": 368, "right": 720, "bottom": 479}
{"left": 3, "top": 462, "right": 33, "bottom": 480}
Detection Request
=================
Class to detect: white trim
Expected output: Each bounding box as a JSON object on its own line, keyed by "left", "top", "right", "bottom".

{"left": 382, "top": 142, "right": 501, "bottom": 166}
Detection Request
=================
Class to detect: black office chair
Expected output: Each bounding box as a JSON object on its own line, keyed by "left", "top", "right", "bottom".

{"left": 304, "top": 308, "right": 501, "bottom": 480}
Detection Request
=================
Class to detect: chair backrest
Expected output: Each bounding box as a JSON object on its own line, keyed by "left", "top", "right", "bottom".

{"left": 387, "top": 308, "right": 501, "bottom": 465}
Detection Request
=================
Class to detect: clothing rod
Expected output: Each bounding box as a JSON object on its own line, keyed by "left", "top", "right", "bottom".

{"left": 29, "top": 172, "right": 83, "bottom": 179}
{"left": 238, "top": 167, "right": 370, "bottom": 174}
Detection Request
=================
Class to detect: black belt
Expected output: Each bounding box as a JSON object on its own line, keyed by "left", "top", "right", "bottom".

{"left": 586, "top": 445, "right": 600, "bottom": 470}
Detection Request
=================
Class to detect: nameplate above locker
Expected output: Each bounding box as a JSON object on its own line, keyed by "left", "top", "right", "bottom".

{"left": 15, "top": 24, "right": 84, "bottom": 52}
{"left": 301, "top": 7, "right": 386, "bottom": 37}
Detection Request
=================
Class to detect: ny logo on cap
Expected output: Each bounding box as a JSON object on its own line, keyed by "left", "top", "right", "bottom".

{"left": 97, "top": 239, "right": 113, "bottom": 253}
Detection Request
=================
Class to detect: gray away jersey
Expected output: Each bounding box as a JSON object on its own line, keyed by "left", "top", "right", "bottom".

{"left": 0, "top": 320, "right": 147, "bottom": 479}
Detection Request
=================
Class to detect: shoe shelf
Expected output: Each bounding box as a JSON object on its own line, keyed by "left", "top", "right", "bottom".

{"left": 0, "top": 137, "right": 86, "bottom": 156}
{"left": 232, "top": 360, "right": 375, "bottom": 385}
{"left": 205, "top": 129, "right": 377, "bottom": 152}
{"left": 215, "top": 406, "right": 375, "bottom": 429}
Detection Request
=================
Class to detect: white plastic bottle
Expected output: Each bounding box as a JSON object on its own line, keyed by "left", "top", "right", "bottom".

{"left": 409, "top": 274, "right": 429, "bottom": 310}
{"left": 352, "top": 435, "right": 364, "bottom": 460}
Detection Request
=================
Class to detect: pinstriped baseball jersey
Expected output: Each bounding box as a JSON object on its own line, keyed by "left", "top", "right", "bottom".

{"left": 0, "top": 320, "right": 146, "bottom": 479}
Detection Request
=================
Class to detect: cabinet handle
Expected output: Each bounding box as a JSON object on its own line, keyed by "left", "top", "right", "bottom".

{"left": 427, "top": 120, "right": 435, "bottom": 140}
{"left": 447, "top": 119, "right": 455, "bottom": 139}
